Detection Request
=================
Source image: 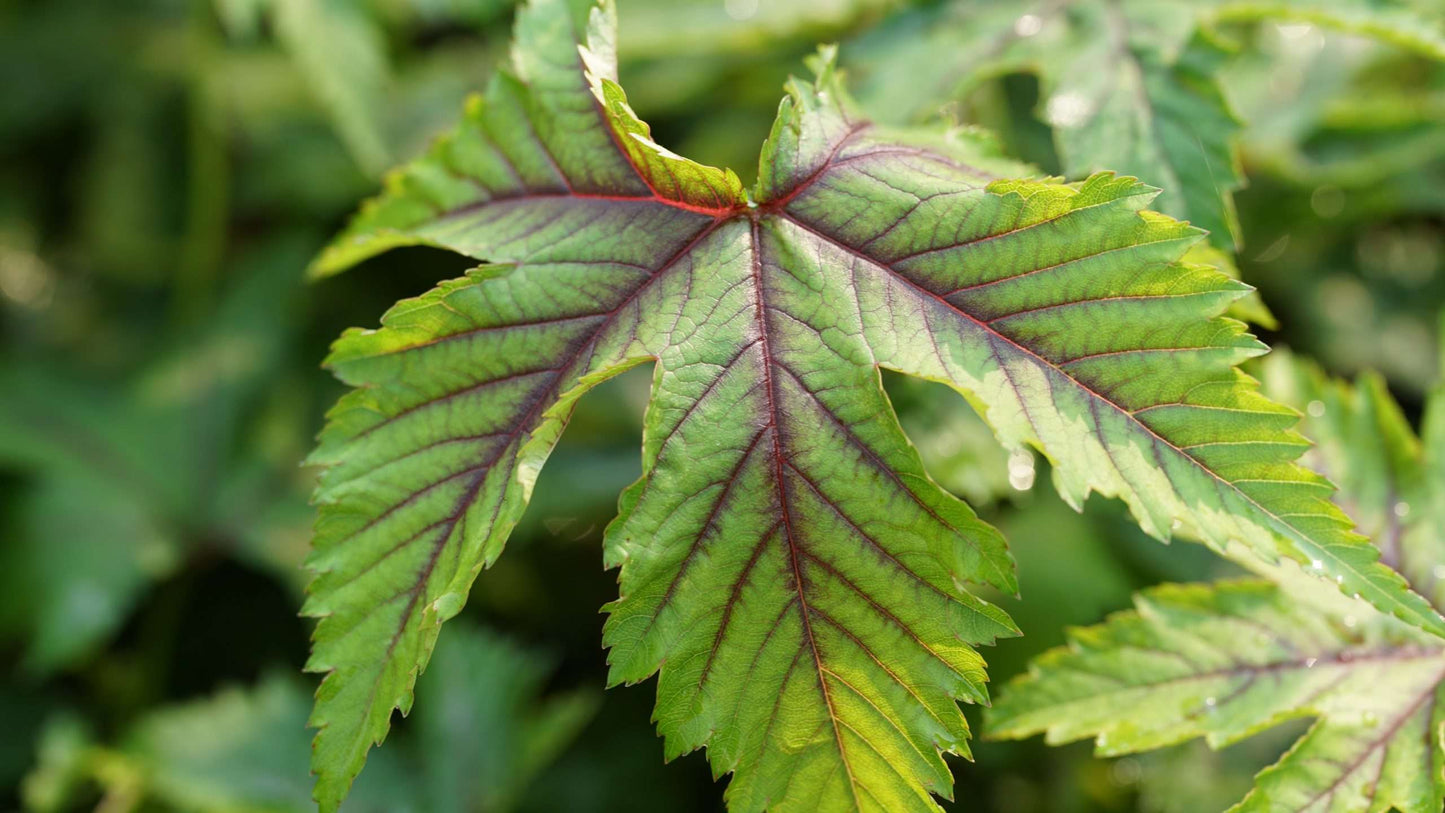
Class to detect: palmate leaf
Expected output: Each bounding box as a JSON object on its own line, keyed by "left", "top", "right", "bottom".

{"left": 303, "top": 0, "right": 1445, "bottom": 809}
{"left": 991, "top": 353, "right": 1445, "bottom": 812}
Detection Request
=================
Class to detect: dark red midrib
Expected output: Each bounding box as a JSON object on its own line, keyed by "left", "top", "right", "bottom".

{"left": 435, "top": 63, "right": 743, "bottom": 220}
{"left": 747, "top": 217, "right": 864, "bottom": 810}
{"left": 438, "top": 189, "right": 743, "bottom": 221}
{"left": 794, "top": 540, "right": 966, "bottom": 674}
{"left": 380, "top": 215, "right": 725, "bottom": 610}
{"left": 575, "top": 6, "right": 742, "bottom": 218}
{"left": 590, "top": 89, "right": 739, "bottom": 217}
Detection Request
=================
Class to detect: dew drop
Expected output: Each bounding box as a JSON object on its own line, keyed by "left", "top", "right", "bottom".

{"left": 1306, "top": 400, "right": 1326, "bottom": 418}
{"left": 1171, "top": 519, "right": 1183, "bottom": 532}
{"left": 0, "top": 245, "right": 55, "bottom": 310}
{"left": 1304, "top": 657, "right": 1318, "bottom": 668}
{"left": 1204, "top": 696, "right": 1217, "bottom": 708}
{"left": 1433, "top": 565, "right": 1445, "bottom": 581}
{"left": 1008, "top": 450, "right": 1036, "bottom": 491}
{"left": 1343, "top": 615, "right": 1358, "bottom": 629}
{"left": 1013, "top": 13, "right": 1043, "bottom": 37}
{"left": 1336, "top": 574, "right": 1345, "bottom": 584}
{"left": 1394, "top": 501, "right": 1411, "bottom": 518}
{"left": 1109, "top": 757, "right": 1142, "bottom": 786}
{"left": 1311, "top": 559, "right": 1324, "bottom": 570}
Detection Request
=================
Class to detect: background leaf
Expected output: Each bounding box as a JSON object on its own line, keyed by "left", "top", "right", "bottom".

{"left": 993, "top": 348, "right": 1445, "bottom": 811}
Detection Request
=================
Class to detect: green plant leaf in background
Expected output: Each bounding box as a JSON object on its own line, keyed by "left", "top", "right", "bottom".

{"left": 1209, "top": 0, "right": 1445, "bottom": 61}
{"left": 991, "top": 578, "right": 1445, "bottom": 812}
{"left": 847, "top": 0, "right": 1445, "bottom": 251}
{"left": 304, "top": 0, "right": 1445, "bottom": 809}
{"left": 413, "top": 625, "right": 598, "bottom": 813}
{"left": 1024, "top": 14, "right": 1246, "bottom": 250}
{"left": 614, "top": 0, "right": 905, "bottom": 60}
{"left": 0, "top": 245, "right": 309, "bottom": 674}
{"left": 990, "top": 348, "right": 1445, "bottom": 811}
{"left": 272, "top": 0, "right": 394, "bottom": 177}
{"left": 17, "top": 622, "right": 585, "bottom": 813}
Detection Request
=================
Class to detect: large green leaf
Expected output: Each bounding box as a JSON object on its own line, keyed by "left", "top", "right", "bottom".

{"left": 991, "top": 352, "right": 1445, "bottom": 811}
{"left": 304, "top": 0, "right": 1443, "bottom": 808}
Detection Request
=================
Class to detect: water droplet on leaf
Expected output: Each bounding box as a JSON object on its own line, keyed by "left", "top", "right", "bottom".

{"left": 1007, "top": 450, "right": 1035, "bottom": 491}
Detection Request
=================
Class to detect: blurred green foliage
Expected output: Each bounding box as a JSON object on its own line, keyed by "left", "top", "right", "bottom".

{"left": 1, "top": 0, "right": 1441, "bottom": 810}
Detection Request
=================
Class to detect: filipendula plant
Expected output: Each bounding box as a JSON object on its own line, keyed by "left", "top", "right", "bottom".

{"left": 301, "top": 1, "right": 1445, "bottom": 809}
